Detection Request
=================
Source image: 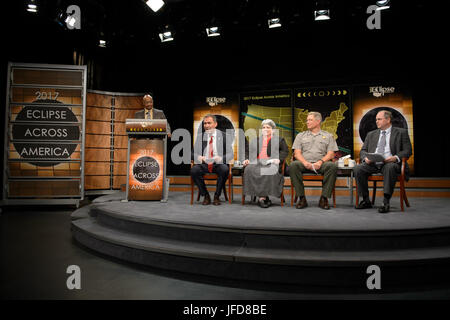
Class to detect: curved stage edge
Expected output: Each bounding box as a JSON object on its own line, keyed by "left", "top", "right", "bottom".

{"left": 71, "top": 192, "right": 450, "bottom": 289}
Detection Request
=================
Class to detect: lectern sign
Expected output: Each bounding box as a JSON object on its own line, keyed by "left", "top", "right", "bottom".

{"left": 128, "top": 139, "right": 164, "bottom": 200}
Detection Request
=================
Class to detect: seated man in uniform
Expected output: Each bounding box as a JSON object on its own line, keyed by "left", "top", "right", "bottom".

{"left": 289, "top": 111, "right": 338, "bottom": 210}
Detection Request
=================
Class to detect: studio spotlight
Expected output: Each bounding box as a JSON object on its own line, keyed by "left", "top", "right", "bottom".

{"left": 65, "top": 15, "right": 77, "bottom": 28}
{"left": 375, "top": 0, "right": 390, "bottom": 10}
{"left": 314, "top": 9, "right": 330, "bottom": 21}
{"left": 206, "top": 26, "right": 220, "bottom": 37}
{"left": 268, "top": 18, "right": 282, "bottom": 29}
{"left": 146, "top": 0, "right": 165, "bottom": 13}
{"left": 159, "top": 28, "right": 174, "bottom": 42}
{"left": 27, "top": 0, "right": 38, "bottom": 13}
{"left": 99, "top": 40, "right": 106, "bottom": 48}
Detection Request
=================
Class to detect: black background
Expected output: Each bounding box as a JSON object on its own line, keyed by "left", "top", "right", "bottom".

{"left": 2, "top": 0, "right": 449, "bottom": 191}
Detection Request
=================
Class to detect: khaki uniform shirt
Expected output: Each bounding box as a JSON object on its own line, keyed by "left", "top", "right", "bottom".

{"left": 292, "top": 130, "right": 338, "bottom": 163}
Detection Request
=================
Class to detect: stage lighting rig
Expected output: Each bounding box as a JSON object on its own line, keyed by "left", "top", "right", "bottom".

{"left": 206, "top": 26, "right": 221, "bottom": 37}
{"left": 159, "top": 26, "right": 174, "bottom": 42}
{"left": 26, "top": 0, "right": 38, "bottom": 13}
{"left": 314, "top": 9, "right": 330, "bottom": 21}
{"left": 146, "top": 0, "right": 165, "bottom": 13}
{"left": 314, "top": 0, "right": 331, "bottom": 21}
{"left": 376, "top": 0, "right": 390, "bottom": 10}
{"left": 267, "top": 7, "right": 282, "bottom": 29}
{"left": 268, "top": 18, "right": 282, "bottom": 29}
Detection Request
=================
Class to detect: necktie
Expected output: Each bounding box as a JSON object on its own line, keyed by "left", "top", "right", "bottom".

{"left": 208, "top": 135, "right": 214, "bottom": 173}
{"left": 377, "top": 130, "right": 386, "bottom": 154}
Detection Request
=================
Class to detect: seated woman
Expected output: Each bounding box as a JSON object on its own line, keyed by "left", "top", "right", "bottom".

{"left": 242, "top": 119, "right": 289, "bottom": 208}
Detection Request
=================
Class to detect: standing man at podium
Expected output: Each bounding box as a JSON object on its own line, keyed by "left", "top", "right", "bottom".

{"left": 134, "top": 94, "right": 171, "bottom": 138}
{"left": 191, "top": 114, "right": 234, "bottom": 205}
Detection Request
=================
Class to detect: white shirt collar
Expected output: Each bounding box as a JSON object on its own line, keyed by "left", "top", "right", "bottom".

{"left": 381, "top": 125, "right": 392, "bottom": 135}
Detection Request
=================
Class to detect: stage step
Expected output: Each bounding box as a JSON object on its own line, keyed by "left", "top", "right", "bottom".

{"left": 89, "top": 203, "right": 450, "bottom": 251}
{"left": 71, "top": 194, "right": 450, "bottom": 288}
{"left": 73, "top": 217, "right": 450, "bottom": 266}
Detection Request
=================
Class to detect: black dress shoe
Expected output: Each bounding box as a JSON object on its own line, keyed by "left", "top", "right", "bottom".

{"left": 202, "top": 193, "right": 211, "bottom": 205}
{"left": 319, "top": 196, "right": 330, "bottom": 210}
{"left": 355, "top": 200, "right": 373, "bottom": 209}
{"left": 258, "top": 198, "right": 269, "bottom": 208}
{"left": 213, "top": 195, "right": 221, "bottom": 206}
{"left": 264, "top": 197, "right": 272, "bottom": 206}
{"left": 296, "top": 196, "right": 308, "bottom": 209}
{"left": 378, "top": 204, "right": 390, "bottom": 214}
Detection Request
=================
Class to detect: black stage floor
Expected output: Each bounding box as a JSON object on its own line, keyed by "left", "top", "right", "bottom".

{"left": 77, "top": 191, "right": 450, "bottom": 232}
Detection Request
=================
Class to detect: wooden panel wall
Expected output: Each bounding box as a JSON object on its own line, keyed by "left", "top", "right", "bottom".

{"left": 84, "top": 92, "right": 142, "bottom": 191}
{"left": 112, "top": 95, "right": 142, "bottom": 189}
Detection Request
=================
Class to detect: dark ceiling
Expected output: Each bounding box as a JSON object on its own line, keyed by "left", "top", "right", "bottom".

{"left": 4, "top": 0, "right": 434, "bottom": 51}
{"left": 2, "top": 0, "right": 443, "bottom": 92}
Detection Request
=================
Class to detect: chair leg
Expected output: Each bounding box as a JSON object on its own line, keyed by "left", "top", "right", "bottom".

{"left": 332, "top": 187, "right": 336, "bottom": 208}
{"left": 399, "top": 178, "right": 405, "bottom": 212}
{"left": 228, "top": 175, "right": 232, "bottom": 204}
{"left": 355, "top": 184, "right": 359, "bottom": 207}
{"left": 291, "top": 185, "right": 294, "bottom": 207}
{"left": 190, "top": 177, "right": 194, "bottom": 205}
{"left": 400, "top": 188, "right": 404, "bottom": 212}
{"left": 403, "top": 187, "right": 410, "bottom": 207}
{"left": 223, "top": 185, "right": 228, "bottom": 202}
{"left": 372, "top": 181, "right": 377, "bottom": 205}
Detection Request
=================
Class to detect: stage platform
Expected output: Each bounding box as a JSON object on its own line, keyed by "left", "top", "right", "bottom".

{"left": 71, "top": 191, "right": 450, "bottom": 289}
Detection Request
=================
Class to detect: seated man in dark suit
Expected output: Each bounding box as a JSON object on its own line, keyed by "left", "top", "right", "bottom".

{"left": 354, "top": 110, "right": 412, "bottom": 213}
{"left": 134, "top": 94, "right": 171, "bottom": 138}
{"left": 191, "top": 114, "right": 234, "bottom": 205}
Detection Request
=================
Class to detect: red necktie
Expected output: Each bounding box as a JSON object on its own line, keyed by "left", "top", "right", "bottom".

{"left": 208, "top": 135, "right": 214, "bottom": 173}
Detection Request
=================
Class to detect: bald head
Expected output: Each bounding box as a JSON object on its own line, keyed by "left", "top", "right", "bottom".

{"left": 143, "top": 94, "right": 153, "bottom": 109}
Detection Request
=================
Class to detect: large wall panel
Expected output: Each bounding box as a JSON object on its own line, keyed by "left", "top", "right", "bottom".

{"left": 2, "top": 63, "right": 86, "bottom": 205}
{"left": 84, "top": 90, "right": 143, "bottom": 192}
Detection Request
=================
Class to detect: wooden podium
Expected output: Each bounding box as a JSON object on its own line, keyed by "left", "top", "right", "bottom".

{"left": 125, "top": 119, "right": 168, "bottom": 201}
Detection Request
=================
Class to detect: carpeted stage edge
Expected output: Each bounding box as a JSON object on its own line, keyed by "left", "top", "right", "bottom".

{"left": 71, "top": 191, "right": 450, "bottom": 289}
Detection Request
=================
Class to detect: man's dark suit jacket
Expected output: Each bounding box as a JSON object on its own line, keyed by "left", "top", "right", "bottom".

{"left": 360, "top": 126, "right": 412, "bottom": 179}
{"left": 134, "top": 108, "right": 171, "bottom": 134}
{"left": 192, "top": 129, "right": 234, "bottom": 165}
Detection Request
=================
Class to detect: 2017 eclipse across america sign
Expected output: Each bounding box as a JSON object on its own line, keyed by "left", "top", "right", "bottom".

{"left": 12, "top": 101, "right": 81, "bottom": 166}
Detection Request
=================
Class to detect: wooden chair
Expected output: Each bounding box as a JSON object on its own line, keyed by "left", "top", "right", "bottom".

{"left": 290, "top": 157, "right": 336, "bottom": 207}
{"left": 190, "top": 161, "right": 233, "bottom": 205}
{"left": 355, "top": 157, "right": 410, "bottom": 211}
{"left": 241, "top": 160, "right": 286, "bottom": 206}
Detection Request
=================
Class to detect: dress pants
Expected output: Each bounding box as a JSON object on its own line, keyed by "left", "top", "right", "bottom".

{"left": 289, "top": 161, "right": 337, "bottom": 198}
{"left": 190, "top": 163, "right": 229, "bottom": 197}
{"left": 354, "top": 162, "right": 400, "bottom": 200}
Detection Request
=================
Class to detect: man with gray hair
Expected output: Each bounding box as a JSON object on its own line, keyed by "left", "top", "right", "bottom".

{"left": 289, "top": 111, "right": 338, "bottom": 210}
